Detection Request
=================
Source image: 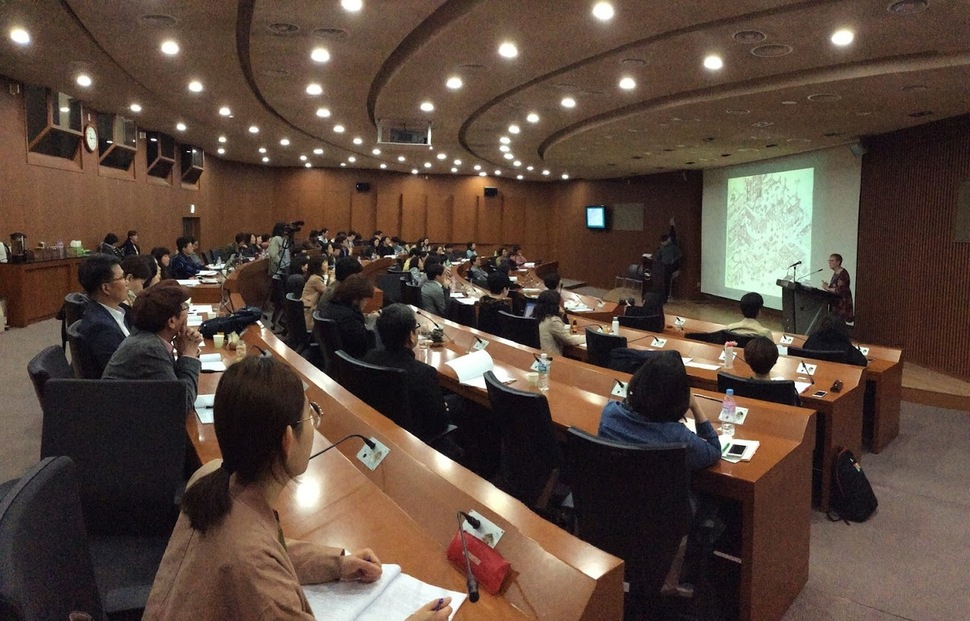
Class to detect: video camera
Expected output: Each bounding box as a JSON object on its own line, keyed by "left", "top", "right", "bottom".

{"left": 283, "top": 220, "right": 305, "bottom": 235}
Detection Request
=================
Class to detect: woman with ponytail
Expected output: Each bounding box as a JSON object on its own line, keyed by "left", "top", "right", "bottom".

{"left": 144, "top": 356, "right": 451, "bottom": 620}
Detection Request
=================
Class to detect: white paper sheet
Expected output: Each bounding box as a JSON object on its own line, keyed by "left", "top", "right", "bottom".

{"left": 445, "top": 349, "right": 494, "bottom": 383}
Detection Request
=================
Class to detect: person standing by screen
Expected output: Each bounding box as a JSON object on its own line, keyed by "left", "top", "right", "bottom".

{"left": 821, "top": 253, "right": 854, "bottom": 323}
{"left": 655, "top": 217, "right": 681, "bottom": 302}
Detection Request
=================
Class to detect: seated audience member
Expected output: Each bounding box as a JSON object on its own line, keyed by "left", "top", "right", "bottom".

{"left": 465, "top": 241, "right": 477, "bottom": 260}
{"left": 509, "top": 244, "right": 527, "bottom": 267}
{"left": 99, "top": 233, "right": 123, "bottom": 257}
{"left": 477, "top": 272, "right": 512, "bottom": 335}
{"left": 377, "top": 236, "right": 396, "bottom": 257}
{"left": 121, "top": 254, "right": 159, "bottom": 305}
{"left": 120, "top": 230, "right": 141, "bottom": 256}
{"left": 231, "top": 232, "right": 254, "bottom": 261}
{"left": 143, "top": 355, "right": 452, "bottom": 620}
{"left": 302, "top": 230, "right": 322, "bottom": 251}
{"left": 534, "top": 290, "right": 583, "bottom": 357}
{"left": 542, "top": 271, "right": 561, "bottom": 291}
{"left": 316, "top": 256, "right": 362, "bottom": 311}
{"left": 443, "top": 243, "right": 460, "bottom": 262}
{"left": 420, "top": 262, "right": 451, "bottom": 316}
{"left": 744, "top": 336, "right": 779, "bottom": 378}
{"left": 492, "top": 247, "right": 509, "bottom": 268}
{"left": 187, "top": 237, "right": 206, "bottom": 266}
{"left": 170, "top": 237, "right": 202, "bottom": 279}
{"left": 723, "top": 292, "right": 773, "bottom": 338}
{"left": 300, "top": 255, "right": 328, "bottom": 330}
{"left": 317, "top": 274, "right": 377, "bottom": 359}
{"left": 804, "top": 314, "right": 868, "bottom": 367}
{"left": 151, "top": 247, "right": 172, "bottom": 280}
{"left": 75, "top": 254, "right": 132, "bottom": 377}
{"left": 286, "top": 254, "right": 309, "bottom": 298}
{"left": 102, "top": 281, "right": 203, "bottom": 410}
{"left": 364, "top": 304, "right": 459, "bottom": 444}
{"left": 406, "top": 249, "right": 429, "bottom": 284}
{"left": 599, "top": 351, "right": 720, "bottom": 471}
{"left": 467, "top": 258, "right": 488, "bottom": 287}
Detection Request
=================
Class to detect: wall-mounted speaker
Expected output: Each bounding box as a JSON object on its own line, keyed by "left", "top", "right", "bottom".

{"left": 484, "top": 186, "right": 498, "bottom": 197}
{"left": 355, "top": 182, "right": 371, "bottom": 192}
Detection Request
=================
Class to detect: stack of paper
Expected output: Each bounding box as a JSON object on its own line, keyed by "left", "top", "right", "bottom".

{"left": 199, "top": 353, "right": 227, "bottom": 372}
{"left": 445, "top": 350, "right": 514, "bottom": 389}
{"left": 194, "top": 394, "right": 215, "bottom": 424}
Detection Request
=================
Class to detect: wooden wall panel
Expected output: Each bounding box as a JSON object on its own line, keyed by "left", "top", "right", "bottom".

{"left": 856, "top": 114, "right": 970, "bottom": 380}
{"left": 350, "top": 190, "right": 377, "bottom": 235}
{"left": 453, "top": 192, "right": 478, "bottom": 243}
{"left": 477, "top": 195, "right": 502, "bottom": 243}
{"left": 501, "top": 195, "right": 527, "bottom": 247}
{"left": 401, "top": 192, "right": 428, "bottom": 240}
{"left": 375, "top": 192, "right": 402, "bottom": 234}
{"left": 426, "top": 194, "right": 454, "bottom": 243}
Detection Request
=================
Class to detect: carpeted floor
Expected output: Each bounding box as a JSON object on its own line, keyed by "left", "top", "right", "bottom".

{"left": 3, "top": 318, "right": 968, "bottom": 620}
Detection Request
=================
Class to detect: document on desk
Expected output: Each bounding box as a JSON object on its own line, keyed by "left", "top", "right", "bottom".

{"left": 685, "top": 360, "right": 720, "bottom": 371}
{"left": 795, "top": 381, "right": 814, "bottom": 394}
{"left": 304, "top": 564, "right": 465, "bottom": 621}
{"left": 446, "top": 349, "right": 514, "bottom": 389}
{"left": 563, "top": 300, "right": 593, "bottom": 312}
{"left": 194, "top": 394, "right": 215, "bottom": 424}
{"left": 199, "top": 353, "right": 227, "bottom": 372}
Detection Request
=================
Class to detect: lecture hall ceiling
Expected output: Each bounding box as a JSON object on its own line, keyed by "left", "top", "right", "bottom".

{"left": 0, "top": 0, "right": 968, "bottom": 180}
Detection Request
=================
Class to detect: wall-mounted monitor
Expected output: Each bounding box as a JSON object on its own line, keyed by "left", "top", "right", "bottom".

{"left": 585, "top": 205, "right": 609, "bottom": 230}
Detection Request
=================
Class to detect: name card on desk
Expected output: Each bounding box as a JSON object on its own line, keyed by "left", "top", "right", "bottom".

{"left": 796, "top": 361, "right": 817, "bottom": 375}
{"left": 674, "top": 316, "right": 686, "bottom": 327}
{"left": 718, "top": 406, "right": 749, "bottom": 425}
{"left": 470, "top": 338, "right": 489, "bottom": 352}
{"left": 779, "top": 334, "right": 794, "bottom": 345}
{"left": 650, "top": 337, "right": 667, "bottom": 348}
{"left": 611, "top": 379, "right": 628, "bottom": 399}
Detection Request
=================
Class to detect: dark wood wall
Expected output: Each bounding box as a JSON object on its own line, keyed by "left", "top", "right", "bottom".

{"left": 856, "top": 115, "right": 970, "bottom": 380}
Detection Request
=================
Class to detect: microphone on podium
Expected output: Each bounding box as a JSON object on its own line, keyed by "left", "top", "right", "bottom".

{"left": 796, "top": 268, "right": 824, "bottom": 282}
{"left": 309, "top": 434, "right": 376, "bottom": 461}
{"left": 787, "top": 260, "right": 802, "bottom": 269}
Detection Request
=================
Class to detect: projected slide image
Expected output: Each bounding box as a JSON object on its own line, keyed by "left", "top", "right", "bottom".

{"left": 725, "top": 168, "right": 813, "bottom": 296}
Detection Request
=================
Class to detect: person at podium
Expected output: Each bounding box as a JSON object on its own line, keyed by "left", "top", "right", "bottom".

{"left": 820, "top": 253, "right": 854, "bottom": 323}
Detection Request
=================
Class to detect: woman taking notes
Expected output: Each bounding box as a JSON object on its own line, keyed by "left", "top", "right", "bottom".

{"left": 144, "top": 356, "right": 450, "bottom": 620}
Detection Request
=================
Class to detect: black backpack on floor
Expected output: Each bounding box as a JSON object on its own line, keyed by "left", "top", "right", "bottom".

{"left": 827, "top": 447, "right": 878, "bottom": 523}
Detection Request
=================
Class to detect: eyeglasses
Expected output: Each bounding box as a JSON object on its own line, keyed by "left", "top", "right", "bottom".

{"left": 180, "top": 301, "right": 191, "bottom": 311}
{"left": 295, "top": 401, "right": 323, "bottom": 429}
{"left": 108, "top": 273, "right": 129, "bottom": 283}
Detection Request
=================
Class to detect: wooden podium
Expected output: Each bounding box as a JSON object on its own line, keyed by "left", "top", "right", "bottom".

{"left": 776, "top": 279, "right": 837, "bottom": 334}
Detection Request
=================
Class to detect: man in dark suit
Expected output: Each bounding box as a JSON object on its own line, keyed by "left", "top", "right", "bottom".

{"left": 120, "top": 230, "right": 140, "bottom": 256}
{"left": 169, "top": 236, "right": 201, "bottom": 279}
{"left": 75, "top": 254, "right": 132, "bottom": 377}
{"left": 103, "top": 280, "right": 203, "bottom": 410}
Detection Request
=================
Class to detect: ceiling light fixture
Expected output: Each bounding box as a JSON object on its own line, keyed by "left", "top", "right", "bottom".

{"left": 526, "top": 112, "right": 540, "bottom": 123}
{"left": 503, "top": 153, "right": 514, "bottom": 160}
{"left": 424, "top": 162, "right": 432, "bottom": 168}
{"left": 76, "top": 74, "right": 92, "bottom": 88}
{"left": 453, "top": 159, "right": 462, "bottom": 165}
{"left": 316, "top": 107, "right": 331, "bottom": 118}
{"left": 341, "top": 0, "right": 363, "bottom": 12}
{"left": 217, "top": 148, "right": 225, "bottom": 155}
{"left": 561, "top": 97, "right": 576, "bottom": 108}
{"left": 333, "top": 125, "right": 345, "bottom": 133}
{"left": 313, "top": 148, "right": 324, "bottom": 155}
{"left": 188, "top": 80, "right": 203, "bottom": 93}
{"left": 129, "top": 103, "right": 142, "bottom": 113}
{"left": 412, "top": 168, "right": 419, "bottom": 174}
{"left": 262, "top": 156, "right": 269, "bottom": 163}
{"left": 372, "top": 148, "right": 381, "bottom": 155}
{"left": 249, "top": 126, "right": 259, "bottom": 134}
{"left": 300, "top": 155, "right": 308, "bottom": 161}
{"left": 451, "top": 167, "right": 458, "bottom": 173}
{"left": 542, "top": 170, "right": 551, "bottom": 176}
{"left": 498, "top": 42, "right": 518, "bottom": 58}
{"left": 160, "top": 40, "right": 179, "bottom": 55}
{"left": 508, "top": 124, "right": 520, "bottom": 134}
{"left": 479, "top": 171, "right": 487, "bottom": 177}
{"left": 561, "top": 173, "right": 570, "bottom": 180}
{"left": 305, "top": 163, "right": 312, "bottom": 168}
{"left": 379, "top": 163, "right": 387, "bottom": 169}
{"left": 311, "top": 47, "right": 331, "bottom": 63}
{"left": 258, "top": 147, "right": 267, "bottom": 154}
{"left": 218, "top": 135, "right": 227, "bottom": 143}
{"left": 280, "top": 138, "right": 290, "bottom": 146}
{"left": 176, "top": 122, "right": 186, "bottom": 131}
{"left": 474, "top": 164, "right": 482, "bottom": 171}
{"left": 517, "top": 175, "right": 524, "bottom": 180}
{"left": 353, "top": 137, "right": 363, "bottom": 145}
{"left": 437, "top": 153, "right": 447, "bottom": 160}
{"left": 398, "top": 156, "right": 406, "bottom": 162}
{"left": 446, "top": 76, "right": 463, "bottom": 90}
{"left": 420, "top": 101, "right": 434, "bottom": 112}
{"left": 306, "top": 83, "right": 323, "bottom": 96}
{"left": 831, "top": 29, "right": 854, "bottom": 46}
{"left": 703, "top": 55, "right": 724, "bottom": 70}
{"left": 349, "top": 156, "right": 357, "bottom": 163}
{"left": 494, "top": 170, "right": 501, "bottom": 176}
{"left": 499, "top": 145, "right": 510, "bottom": 152}
{"left": 592, "top": 2, "right": 615, "bottom": 21}
{"left": 219, "top": 106, "right": 231, "bottom": 116}
{"left": 499, "top": 136, "right": 511, "bottom": 144}
{"left": 619, "top": 76, "right": 636, "bottom": 90}
{"left": 10, "top": 28, "right": 30, "bottom": 45}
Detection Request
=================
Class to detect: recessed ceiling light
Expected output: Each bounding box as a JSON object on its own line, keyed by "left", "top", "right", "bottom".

{"left": 262, "top": 156, "right": 269, "bottom": 163}
{"left": 333, "top": 125, "right": 345, "bottom": 133}
{"left": 10, "top": 28, "right": 30, "bottom": 45}
{"left": 219, "top": 106, "right": 231, "bottom": 116}
{"left": 316, "top": 107, "right": 331, "bottom": 118}
{"left": 619, "top": 77, "right": 636, "bottom": 90}
{"left": 831, "top": 29, "right": 854, "bottom": 46}
{"left": 300, "top": 155, "right": 308, "bottom": 161}
{"left": 499, "top": 136, "right": 511, "bottom": 145}
{"left": 188, "top": 80, "right": 203, "bottom": 93}
{"left": 59, "top": 106, "right": 69, "bottom": 113}
{"left": 353, "top": 137, "right": 363, "bottom": 145}
{"left": 781, "top": 100, "right": 798, "bottom": 105}
{"left": 494, "top": 170, "right": 501, "bottom": 176}
{"left": 412, "top": 168, "right": 419, "bottom": 174}
{"left": 424, "top": 162, "right": 432, "bottom": 168}
{"left": 503, "top": 153, "right": 514, "bottom": 160}
{"left": 453, "top": 159, "right": 462, "bottom": 165}
{"left": 592, "top": 2, "right": 615, "bottom": 21}
{"left": 348, "top": 156, "right": 357, "bottom": 163}
{"left": 561, "top": 173, "right": 570, "bottom": 179}
{"left": 217, "top": 147, "right": 225, "bottom": 155}
{"left": 526, "top": 112, "right": 540, "bottom": 123}
{"left": 436, "top": 153, "right": 447, "bottom": 160}
{"left": 451, "top": 167, "right": 458, "bottom": 173}
{"left": 218, "top": 136, "right": 227, "bottom": 143}
{"left": 258, "top": 147, "right": 267, "bottom": 154}
{"left": 176, "top": 122, "right": 186, "bottom": 131}
{"left": 249, "top": 126, "right": 259, "bottom": 134}
{"left": 516, "top": 175, "right": 524, "bottom": 180}
{"left": 498, "top": 42, "right": 518, "bottom": 58}
{"left": 508, "top": 124, "right": 520, "bottom": 134}
{"left": 306, "top": 83, "right": 323, "bottom": 96}
{"left": 160, "top": 40, "right": 179, "bottom": 55}
{"left": 398, "top": 156, "right": 406, "bottom": 162}
{"left": 703, "top": 55, "right": 723, "bottom": 70}
{"left": 499, "top": 145, "right": 510, "bottom": 153}
{"left": 542, "top": 170, "right": 550, "bottom": 176}
{"left": 478, "top": 171, "right": 487, "bottom": 177}
{"left": 129, "top": 103, "right": 142, "bottom": 113}
{"left": 474, "top": 164, "right": 481, "bottom": 171}
{"left": 372, "top": 148, "right": 381, "bottom": 155}
{"left": 76, "top": 74, "right": 92, "bottom": 88}
{"left": 561, "top": 97, "right": 576, "bottom": 108}
{"left": 513, "top": 160, "right": 521, "bottom": 167}
{"left": 420, "top": 101, "right": 434, "bottom": 112}
{"left": 280, "top": 138, "right": 290, "bottom": 146}
{"left": 311, "top": 47, "right": 331, "bottom": 63}
{"left": 446, "top": 76, "right": 463, "bottom": 90}
{"left": 341, "top": 163, "right": 347, "bottom": 167}
{"left": 380, "top": 163, "right": 387, "bottom": 169}
{"left": 313, "top": 148, "right": 324, "bottom": 154}
{"left": 305, "top": 163, "right": 312, "bottom": 168}
{"left": 526, "top": 165, "right": 534, "bottom": 171}
{"left": 341, "top": 0, "right": 363, "bottom": 12}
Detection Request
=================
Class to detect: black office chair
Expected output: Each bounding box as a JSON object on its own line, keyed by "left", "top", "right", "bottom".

{"left": 618, "top": 313, "right": 665, "bottom": 333}
{"left": 684, "top": 329, "right": 732, "bottom": 346}
{"left": 723, "top": 331, "right": 755, "bottom": 348}
{"left": 483, "top": 371, "right": 564, "bottom": 514}
{"left": 564, "top": 428, "right": 692, "bottom": 618}
{"left": 585, "top": 327, "right": 628, "bottom": 369}
{"left": 0, "top": 457, "right": 107, "bottom": 621}
{"left": 59, "top": 292, "right": 89, "bottom": 352}
{"left": 507, "top": 289, "right": 527, "bottom": 316}
{"left": 376, "top": 271, "right": 403, "bottom": 305}
{"left": 402, "top": 281, "right": 423, "bottom": 307}
{"left": 497, "top": 311, "right": 540, "bottom": 348}
{"left": 283, "top": 293, "right": 312, "bottom": 355}
{"left": 717, "top": 373, "right": 799, "bottom": 407}
{"left": 312, "top": 312, "right": 343, "bottom": 377}
{"left": 334, "top": 350, "right": 416, "bottom": 432}
{"left": 787, "top": 345, "right": 848, "bottom": 364}
{"left": 476, "top": 299, "right": 511, "bottom": 337}
{"left": 607, "top": 348, "right": 666, "bottom": 374}
{"left": 65, "top": 320, "right": 101, "bottom": 379}
{"left": 26, "top": 346, "right": 74, "bottom": 406}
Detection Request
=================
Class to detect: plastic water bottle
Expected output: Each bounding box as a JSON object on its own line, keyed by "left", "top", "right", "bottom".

{"left": 537, "top": 353, "right": 550, "bottom": 392}
{"left": 720, "top": 388, "right": 736, "bottom": 436}
{"left": 723, "top": 341, "right": 735, "bottom": 369}
{"left": 611, "top": 317, "right": 620, "bottom": 334}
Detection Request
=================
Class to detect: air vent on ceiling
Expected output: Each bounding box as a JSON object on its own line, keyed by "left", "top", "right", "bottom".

{"left": 268, "top": 22, "right": 299, "bottom": 34}
{"left": 313, "top": 27, "right": 349, "bottom": 40}
{"left": 888, "top": 0, "right": 929, "bottom": 15}
{"left": 726, "top": 109, "right": 750, "bottom": 115}
{"left": 140, "top": 14, "right": 177, "bottom": 26}
{"left": 733, "top": 30, "right": 766, "bottom": 44}
{"left": 620, "top": 58, "right": 647, "bottom": 66}
{"left": 458, "top": 63, "right": 486, "bottom": 71}
{"left": 807, "top": 93, "right": 841, "bottom": 102}
{"left": 823, "top": 131, "right": 842, "bottom": 137}
{"left": 752, "top": 121, "right": 774, "bottom": 128}
{"left": 908, "top": 110, "right": 934, "bottom": 118}
{"left": 902, "top": 84, "right": 928, "bottom": 92}
{"left": 262, "top": 69, "right": 290, "bottom": 78}
{"left": 751, "top": 44, "right": 793, "bottom": 57}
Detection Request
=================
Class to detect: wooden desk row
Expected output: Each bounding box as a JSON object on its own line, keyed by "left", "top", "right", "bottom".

{"left": 189, "top": 326, "right": 625, "bottom": 620}
{"left": 412, "top": 309, "right": 815, "bottom": 621}
{"left": 660, "top": 314, "right": 903, "bottom": 453}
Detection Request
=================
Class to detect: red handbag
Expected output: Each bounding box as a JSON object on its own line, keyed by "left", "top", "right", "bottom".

{"left": 446, "top": 530, "right": 511, "bottom": 594}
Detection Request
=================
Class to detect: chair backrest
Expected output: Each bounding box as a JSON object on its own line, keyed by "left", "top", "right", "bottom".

{"left": 585, "top": 327, "right": 628, "bottom": 368}
{"left": 618, "top": 313, "right": 665, "bottom": 333}
{"left": 60, "top": 292, "right": 89, "bottom": 351}
{"left": 483, "top": 371, "right": 562, "bottom": 508}
{"left": 26, "top": 346, "right": 73, "bottom": 406}
{"left": 787, "top": 345, "right": 848, "bottom": 364}
{"left": 312, "top": 312, "right": 343, "bottom": 377}
{"left": 403, "top": 281, "right": 423, "bottom": 307}
{"left": 564, "top": 428, "right": 691, "bottom": 606}
{"left": 65, "top": 320, "right": 101, "bottom": 380}
{"left": 476, "top": 299, "right": 509, "bottom": 337}
{"left": 375, "top": 272, "right": 403, "bottom": 305}
{"left": 0, "top": 457, "right": 105, "bottom": 621}
{"left": 333, "top": 350, "right": 416, "bottom": 433}
{"left": 283, "top": 293, "right": 310, "bottom": 352}
{"left": 40, "top": 379, "right": 186, "bottom": 537}
{"left": 507, "top": 289, "right": 527, "bottom": 316}
{"left": 626, "top": 263, "right": 643, "bottom": 280}
{"left": 723, "top": 331, "right": 755, "bottom": 348}
{"left": 684, "top": 329, "right": 731, "bottom": 346}
{"left": 607, "top": 348, "right": 666, "bottom": 374}
{"left": 717, "top": 373, "right": 799, "bottom": 406}
{"left": 497, "top": 311, "right": 540, "bottom": 349}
